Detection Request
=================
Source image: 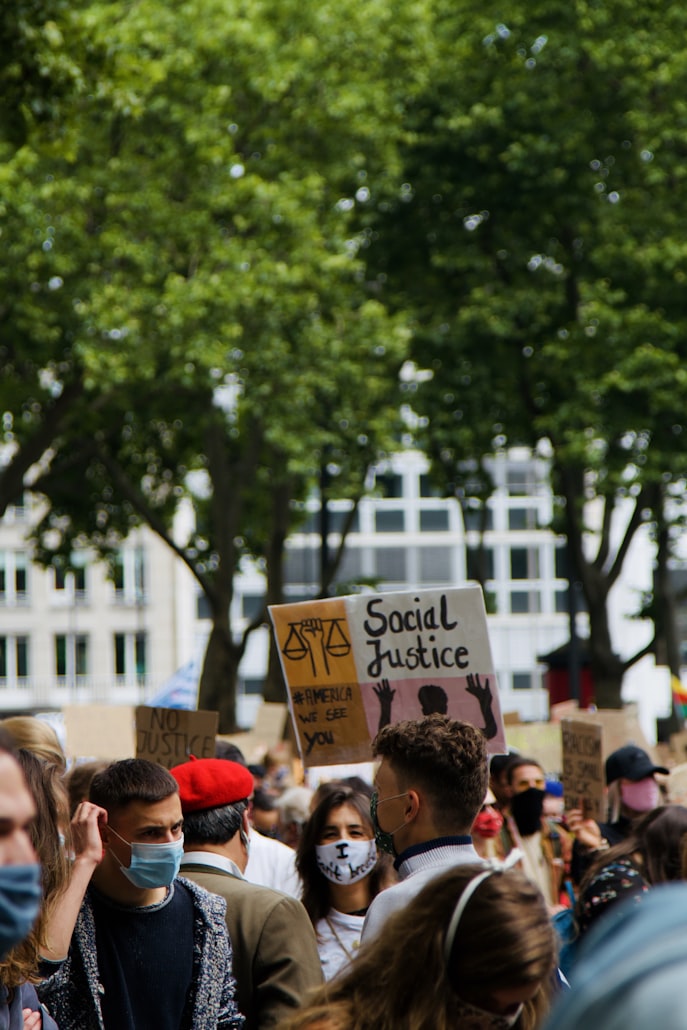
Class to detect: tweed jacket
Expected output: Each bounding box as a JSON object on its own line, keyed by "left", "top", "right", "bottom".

{"left": 181, "top": 859, "right": 322, "bottom": 1030}
{"left": 37, "top": 876, "right": 244, "bottom": 1030}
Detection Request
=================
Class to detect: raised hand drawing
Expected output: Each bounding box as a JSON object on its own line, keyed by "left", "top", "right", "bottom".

{"left": 373, "top": 678, "right": 396, "bottom": 732}
{"left": 465, "top": 673, "right": 498, "bottom": 740}
{"left": 301, "top": 617, "right": 329, "bottom": 676}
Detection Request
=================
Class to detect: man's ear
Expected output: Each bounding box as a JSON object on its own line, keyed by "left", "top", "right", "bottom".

{"left": 405, "top": 789, "right": 421, "bottom": 821}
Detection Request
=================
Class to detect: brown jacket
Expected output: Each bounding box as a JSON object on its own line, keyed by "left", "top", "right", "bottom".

{"left": 181, "top": 861, "right": 322, "bottom": 1030}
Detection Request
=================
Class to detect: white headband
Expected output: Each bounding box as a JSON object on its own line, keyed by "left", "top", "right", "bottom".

{"left": 443, "top": 848, "right": 524, "bottom": 963}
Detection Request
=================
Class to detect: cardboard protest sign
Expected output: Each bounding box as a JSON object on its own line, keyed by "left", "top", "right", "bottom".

{"left": 269, "top": 585, "right": 506, "bottom": 767}
{"left": 561, "top": 718, "right": 604, "bottom": 820}
{"left": 63, "top": 704, "right": 136, "bottom": 760}
{"left": 135, "top": 706, "right": 218, "bottom": 769}
{"left": 505, "top": 722, "right": 563, "bottom": 776}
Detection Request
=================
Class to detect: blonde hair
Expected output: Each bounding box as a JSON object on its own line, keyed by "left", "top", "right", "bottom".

{"left": 279, "top": 864, "right": 556, "bottom": 1030}
{"left": 0, "top": 717, "right": 66, "bottom": 773}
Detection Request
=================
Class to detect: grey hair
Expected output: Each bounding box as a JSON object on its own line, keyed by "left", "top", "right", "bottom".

{"left": 182, "top": 800, "right": 248, "bottom": 845}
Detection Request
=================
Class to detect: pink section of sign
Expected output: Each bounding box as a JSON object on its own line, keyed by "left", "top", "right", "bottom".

{"left": 359, "top": 674, "right": 506, "bottom": 753}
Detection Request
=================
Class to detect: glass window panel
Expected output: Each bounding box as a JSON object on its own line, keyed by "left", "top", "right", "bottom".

{"left": 513, "top": 673, "right": 533, "bottom": 690}
{"left": 375, "top": 549, "right": 407, "bottom": 583}
{"left": 508, "top": 507, "right": 537, "bottom": 530}
{"left": 419, "top": 548, "right": 453, "bottom": 584}
{"left": 510, "top": 591, "right": 541, "bottom": 613}
{"left": 0, "top": 638, "right": 6, "bottom": 679}
{"left": 16, "top": 637, "right": 28, "bottom": 678}
{"left": 374, "top": 510, "right": 405, "bottom": 533}
{"left": 375, "top": 473, "right": 403, "bottom": 498}
{"left": 75, "top": 636, "right": 88, "bottom": 676}
{"left": 55, "top": 636, "right": 66, "bottom": 677}
{"left": 420, "top": 475, "right": 443, "bottom": 498}
{"left": 463, "top": 506, "right": 494, "bottom": 531}
{"left": 420, "top": 509, "right": 449, "bottom": 531}
{"left": 242, "top": 594, "right": 264, "bottom": 621}
{"left": 242, "top": 677, "right": 264, "bottom": 695}
{"left": 135, "top": 633, "right": 147, "bottom": 679}
{"left": 114, "top": 634, "right": 126, "bottom": 675}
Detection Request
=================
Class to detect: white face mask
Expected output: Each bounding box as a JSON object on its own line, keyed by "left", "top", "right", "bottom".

{"left": 315, "top": 838, "right": 377, "bottom": 884}
{"left": 455, "top": 997, "right": 524, "bottom": 1029}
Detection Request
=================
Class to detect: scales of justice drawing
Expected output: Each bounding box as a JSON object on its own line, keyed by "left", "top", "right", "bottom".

{"left": 282, "top": 617, "right": 351, "bottom": 677}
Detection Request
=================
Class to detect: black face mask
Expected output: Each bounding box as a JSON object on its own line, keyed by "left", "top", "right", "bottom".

{"left": 510, "top": 787, "right": 545, "bottom": 837}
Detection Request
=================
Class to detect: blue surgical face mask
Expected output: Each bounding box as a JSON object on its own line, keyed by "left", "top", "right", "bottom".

{"left": 0, "top": 863, "right": 43, "bottom": 959}
{"left": 109, "top": 828, "right": 184, "bottom": 889}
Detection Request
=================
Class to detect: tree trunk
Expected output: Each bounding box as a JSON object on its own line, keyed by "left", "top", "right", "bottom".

{"left": 262, "top": 479, "right": 292, "bottom": 704}
{"left": 198, "top": 617, "right": 243, "bottom": 733}
{"left": 654, "top": 497, "right": 683, "bottom": 733}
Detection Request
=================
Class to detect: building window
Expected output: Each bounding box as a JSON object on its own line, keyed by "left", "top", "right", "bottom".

{"left": 242, "top": 594, "right": 264, "bottom": 621}
{"left": 375, "top": 549, "right": 407, "bottom": 583}
{"left": 241, "top": 677, "right": 264, "bottom": 695}
{"left": 53, "top": 562, "right": 87, "bottom": 602}
{"left": 0, "top": 552, "right": 29, "bottom": 605}
{"left": 513, "top": 672, "right": 533, "bottom": 690}
{"left": 327, "top": 508, "right": 360, "bottom": 534}
{"left": 374, "top": 473, "right": 403, "bottom": 498}
{"left": 114, "top": 632, "right": 147, "bottom": 684}
{"left": 508, "top": 507, "right": 538, "bottom": 531}
{"left": 113, "top": 546, "right": 146, "bottom": 604}
{"left": 510, "top": 591, "right": 541, "bottom": 614}
{"left": 463, "top": 505, "right": 494, "bottom": 532}
{"left": 419, "top": 547, "right": 453, "bottom": 584}
{"left": 420, "top": 509, "right": 449, "bottom": 532}
{"left": 510, "top": 547, "right": 540, "bottom": 580}
{"left": 55, "top": 634, "right": 89, "bottom": 681}
{"left": 374, "top": 510, "right": 405, "bottom": 533}
{"left": 0, "top": 637, "right": 24, "bottom": 683}
{"left": 283, "top": 546, "right": 318, "bottom": 586}
{"left": 506, "top": 465, "right": 537, "bottom": 496}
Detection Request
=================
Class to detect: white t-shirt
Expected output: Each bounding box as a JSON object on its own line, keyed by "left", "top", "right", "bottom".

{"left": 316, "top": 909, "right": 365, "bottom": 981}
{"left": 244, "top": 827, "right": 302, "bottom": 898}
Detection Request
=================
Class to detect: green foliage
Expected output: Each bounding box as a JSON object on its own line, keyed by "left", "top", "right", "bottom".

{"left": 1, "top": 0, "right": 428, "bottom": 726}
{"left": 363, "top": 0, "right": 687, "bottom": 704}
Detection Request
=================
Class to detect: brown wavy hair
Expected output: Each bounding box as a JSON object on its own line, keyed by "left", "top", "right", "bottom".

{"left": 373, "top": 714, "right": 488, "bottom": 834}
{"left": 278, "top": 863, "right": 556, "bottom": 1030}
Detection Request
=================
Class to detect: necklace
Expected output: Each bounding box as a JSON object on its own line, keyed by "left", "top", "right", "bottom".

{"left": 325, "top": 916, "right": 362, "bottom": 961}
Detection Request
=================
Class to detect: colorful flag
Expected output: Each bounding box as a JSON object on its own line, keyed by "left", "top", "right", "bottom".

{"left": 672, "top": 675, "right": 687, "bottom": 720}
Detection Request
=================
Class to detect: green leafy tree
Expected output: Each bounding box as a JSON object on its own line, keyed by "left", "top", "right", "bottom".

{"left": 6, "top": 0, "right": 423, "bottom": 729}
{"left": 364, "top": 0, "right": 687, "bottom": 708}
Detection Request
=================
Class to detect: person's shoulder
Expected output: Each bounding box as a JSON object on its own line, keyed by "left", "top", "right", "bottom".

{"left": 177, "top": 874, "right": 228, "bottom": 920}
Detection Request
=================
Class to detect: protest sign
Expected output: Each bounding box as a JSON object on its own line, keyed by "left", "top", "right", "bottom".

{"left": 63, "top": 704, "right": 135, "bottom": 760}
{"left": 561, "top": 718, "right": 604, "bottom": 820}
{"left": 505, "top": 722, "right": 562, "bottom": 775}
{"left": 269, "top": 585, "right": 506, "bottom": 767}
{"left": 135, "top": 706, "right": 218, "bottom": 769}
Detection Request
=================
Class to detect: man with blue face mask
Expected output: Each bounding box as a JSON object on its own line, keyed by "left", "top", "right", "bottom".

{"left": 37, "top": 758, "right": 244, "bottom": 1029}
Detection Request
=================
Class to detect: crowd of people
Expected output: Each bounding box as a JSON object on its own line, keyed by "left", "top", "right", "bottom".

{"left": 0, "top": 710, "right": 686, "bottom": 1028}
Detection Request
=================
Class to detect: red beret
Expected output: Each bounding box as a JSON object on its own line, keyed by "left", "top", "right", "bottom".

{"left": 170, "top": 757, "right": 254, "bottom": 813}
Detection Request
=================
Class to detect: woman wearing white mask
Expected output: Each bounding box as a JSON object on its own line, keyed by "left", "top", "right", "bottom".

{"left": 296, "top": 786, "right": 393, "bottom": 980}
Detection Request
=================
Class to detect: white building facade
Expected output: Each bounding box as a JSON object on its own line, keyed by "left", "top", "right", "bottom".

{"left": 0, "top": 448, "right": 673, "bottom": 740}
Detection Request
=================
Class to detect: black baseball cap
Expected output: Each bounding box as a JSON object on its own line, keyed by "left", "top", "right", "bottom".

{"left": 605, "top": 745, "right": 669, "bottom": 786}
